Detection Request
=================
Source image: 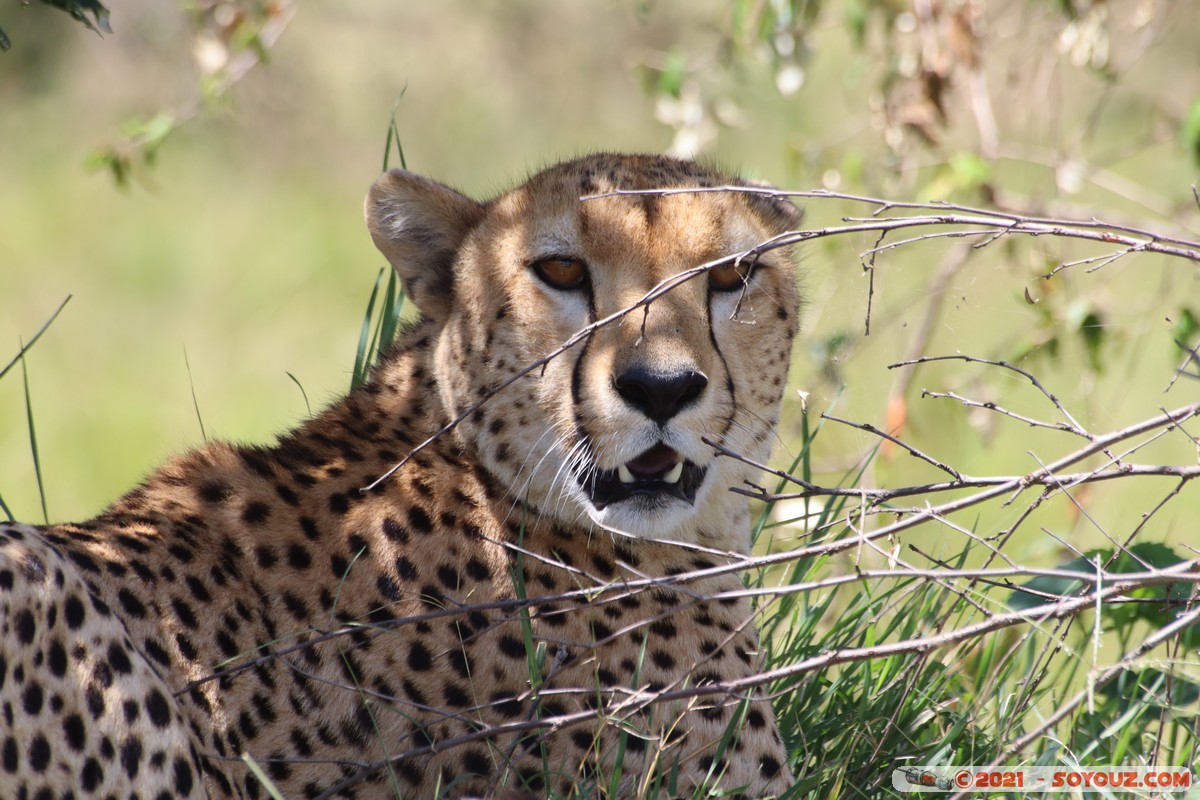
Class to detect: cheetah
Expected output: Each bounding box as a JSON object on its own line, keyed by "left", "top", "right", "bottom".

{"left": 1, "top": 153, "right": 802, "bottom": 798}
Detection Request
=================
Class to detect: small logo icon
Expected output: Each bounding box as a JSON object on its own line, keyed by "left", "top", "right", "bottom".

{"left": 894, "top": 766, "right": 953, "bottom": 791}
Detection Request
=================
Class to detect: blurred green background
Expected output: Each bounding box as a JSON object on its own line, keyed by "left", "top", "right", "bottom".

{"left": 2, "top": 0, "right": 1199, "bottom": 565}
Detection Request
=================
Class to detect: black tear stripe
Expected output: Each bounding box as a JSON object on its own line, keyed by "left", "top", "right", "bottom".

{"left": 706, "top": 293, "right": 738, "bottom": 444}
{"left": 568, "top": 283, "right": 598, "bottom": 472}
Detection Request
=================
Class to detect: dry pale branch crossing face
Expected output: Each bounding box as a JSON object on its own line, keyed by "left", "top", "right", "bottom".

{"left": 367, "top": 155, "right": 802, "bottom": 545}
{"left": 1, "top": 154, "right": 801, "bottom": 799}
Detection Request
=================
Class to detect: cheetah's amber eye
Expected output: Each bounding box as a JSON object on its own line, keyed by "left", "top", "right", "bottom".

{"left": 709, "top": 261, "right": 753, "bottom": 292}
{"left": 532, "top": 257, "right": 588, "bottom": 290}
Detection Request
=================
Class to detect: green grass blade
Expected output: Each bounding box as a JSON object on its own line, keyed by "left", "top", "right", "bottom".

{"left": 240, "top": 753, "right": 287, "bottom": 800}
{"left": 377, "top": 268, "right": 405, "bottom": 352}
{"left": 182, "top": 347, "right": 207, "bottom": 443}
{"left": 381, "top": 89, "right": 408, "bottom": 172}
{"left": 352, "top": 268, "right": 407, "bottom": 390}
{"left": 351, "top": 269, "right": 385, "bottom": 389}
{"left": 0, "top": 295, "right": 71, "bottom": 384}
{"left": 285, "top": 371, "right": 311, "bottom": 417}
{"left": 20, "top": 345, "right": 48, "bottom": 525}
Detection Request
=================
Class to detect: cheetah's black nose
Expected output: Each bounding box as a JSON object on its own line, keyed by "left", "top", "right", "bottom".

{"left": 614, "top": 366, "right": 708, "bottom": 423}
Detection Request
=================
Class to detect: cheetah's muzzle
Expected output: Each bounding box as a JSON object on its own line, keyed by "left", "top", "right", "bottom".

{"left": 582, "top": 442, "right": 707, "bottom": 510}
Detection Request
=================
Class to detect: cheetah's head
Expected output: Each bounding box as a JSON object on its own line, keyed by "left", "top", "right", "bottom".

{"left": 366, "top": 154, "right": 800, "bottom": 548}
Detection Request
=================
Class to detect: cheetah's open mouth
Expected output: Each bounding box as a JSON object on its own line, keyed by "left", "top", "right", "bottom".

{"left": 582, "top": 443, "right": 707, "bottom": 510}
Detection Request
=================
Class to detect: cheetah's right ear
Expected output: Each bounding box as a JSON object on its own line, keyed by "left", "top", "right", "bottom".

{"left": 365, "top": 169, "right": 486, "bottom": 322}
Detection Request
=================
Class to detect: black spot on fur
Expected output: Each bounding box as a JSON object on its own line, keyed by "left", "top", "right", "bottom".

{"left": 64, "top": 595, "right": 86, "bottom": 629}
{"left": 465, "top": 557, "right": 490, "bottom": 581}
{"left": 382, "top": 516, "right": 409, "bottom": 543}
{"left": 275, "top": 483, "right": 299, "bottom": 505}
{"left": 47, "top": 640, "right": 67, "bottom": 677}
{"left": 328, "top": 493, "right": 349, "bottom": 515}
{"left": 145, "top": 690, "right": 171, "bottom": 729}
{"left": 462, "top": 748, "right": 490, "bottom": 775}
{"left": 27, "top": 736, "right": 51, "bottom": 772}
{"left": 120, "top": 737, "right": 142, "bottom": 779}
{"left": 437, "top": 564, "right": 461, "bottom": 590}
{"left": 299, "top": 517, "right": 321, "bottom": 540}
{"left": 378, "top": 574, "right": 402, "bottom": 602}
{"left": 287, "top": 544, "right": 312, "bottom": 569}
{"left": 408, "top": 506, "right": 433, "bottom": 533}
{"left": 330, "top": 555, "right": 350, "bottom": 580}
{"left": 22, "top": 682, "right": 43, "bottom": 714}
{"left": 108, "top": 642, "right": 133, "bottom": 674}
{"left": 254, "top": 546, "right": 278, "bottom": 569}
{"left": 171, "top": 598, "right": 199, "bottom": 630}
{"left": 650, "top": 618, "right": 677, "bottom": 639}
{"left": 395, "top": 556, "right": 418, "bottom": 581}
{"left": 407, "top": 642, "right": 433, "bottom": 671}
{"left": 498, "top": 635, "right": 527, "bottom": 659}
{"left": 242, "top": 501, "right": 271, "bottom": 525}
{"left": 63, "top": 713, "right": 86, "bottom": 751}
{"left": 1, "top": 737, "right": 15, "bottom": 772}
{"left": 143, "top": 638, "right": 171, "bottom": 668}
{"left": 185, "top": 575, "right": 211, "bottom": 603}
{"left": 14, "top": 609, "right": 36, "bottom": 644}
{"left": 199, "top": 481, "right": 232, "bottom": 504}
{"left": 442, "top": 682, "right": 471, "bottom": 708}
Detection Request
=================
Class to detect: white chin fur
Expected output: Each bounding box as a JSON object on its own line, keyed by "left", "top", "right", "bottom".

{"left": 586, "top": 501, "right": 695, "bottom": 539}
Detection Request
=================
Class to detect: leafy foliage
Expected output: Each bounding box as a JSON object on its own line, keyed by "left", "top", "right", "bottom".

{"left": 0, "top": 0, "right": 110, "bottom": 52}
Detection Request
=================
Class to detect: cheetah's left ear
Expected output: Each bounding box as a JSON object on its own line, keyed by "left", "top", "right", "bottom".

{"left": 365, "top": 169, "right": 486, "bottom": 322}
{"left": 741, "top": 178, "right": 803, "bottom": 234}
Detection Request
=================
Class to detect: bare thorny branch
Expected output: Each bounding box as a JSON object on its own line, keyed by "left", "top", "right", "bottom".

{"left": 586, "top": 185, "right": 1200, "bottom": 262}
{"left": 313, "top": 188, "right": 1200, "bottom": 786}
{"left": 363, "top": 189, "right": 1200, "bottom": 492}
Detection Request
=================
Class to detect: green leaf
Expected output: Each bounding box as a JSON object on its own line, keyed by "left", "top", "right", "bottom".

{"left": 1182, "top": 99, "right": 1200, "bottom": 167}
{"left": 845, "top": 5, "right": 867, "bottom": 44}
{"left": 1078, "top": 309, "right": 1105, "bottom": 372}
{"left": 1007, "top": 549, "right": 1109, "bottom": 610}
{"left": 1113, "top": 541, "right": 1183, "bottom": 572}
{"left": 731, "top": 0, "right": 751, "bottom": 41}
{"left": 136, "top": 113, "right": 176, "bottom": 155}
{"left": 658, "top": 48, "right": 686, "bottom": 99}
{"left": 1110, "top": 543, "right": 1200, "bottom": 646}
{"left": 1009, "top": 543, "right": 1200, "bottom": 647}
{"left": 1173, "top": 307, "right": 1199, "bottom": 354}
{"left": 40, "top": 0, "right": 112, "bottom": 35}
{"left": 1096, "top": 667, "right": 1200, "bottom": 713}
{"left": 950, "top": 151, "right": 992, "bottom": 190}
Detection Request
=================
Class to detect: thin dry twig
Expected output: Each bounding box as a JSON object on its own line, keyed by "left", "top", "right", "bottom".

{"left": 308, "top": 186, "right": 1200, "bottom": 790}
{"left": 821, "top": 411, "right": 963, "bottom": 480}
{"left": 946, "top": 600, "right": 1200, "bottom": 800}
{"left": 583, "top": 185, "right": 1200, "bottom": 263}
{"left": 890, "top": 354, "right": 1087, "bottom": 434}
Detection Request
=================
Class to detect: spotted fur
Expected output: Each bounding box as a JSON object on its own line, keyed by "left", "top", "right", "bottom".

{"left": 1, "top": 154, "right": 801, "bottom": 798}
